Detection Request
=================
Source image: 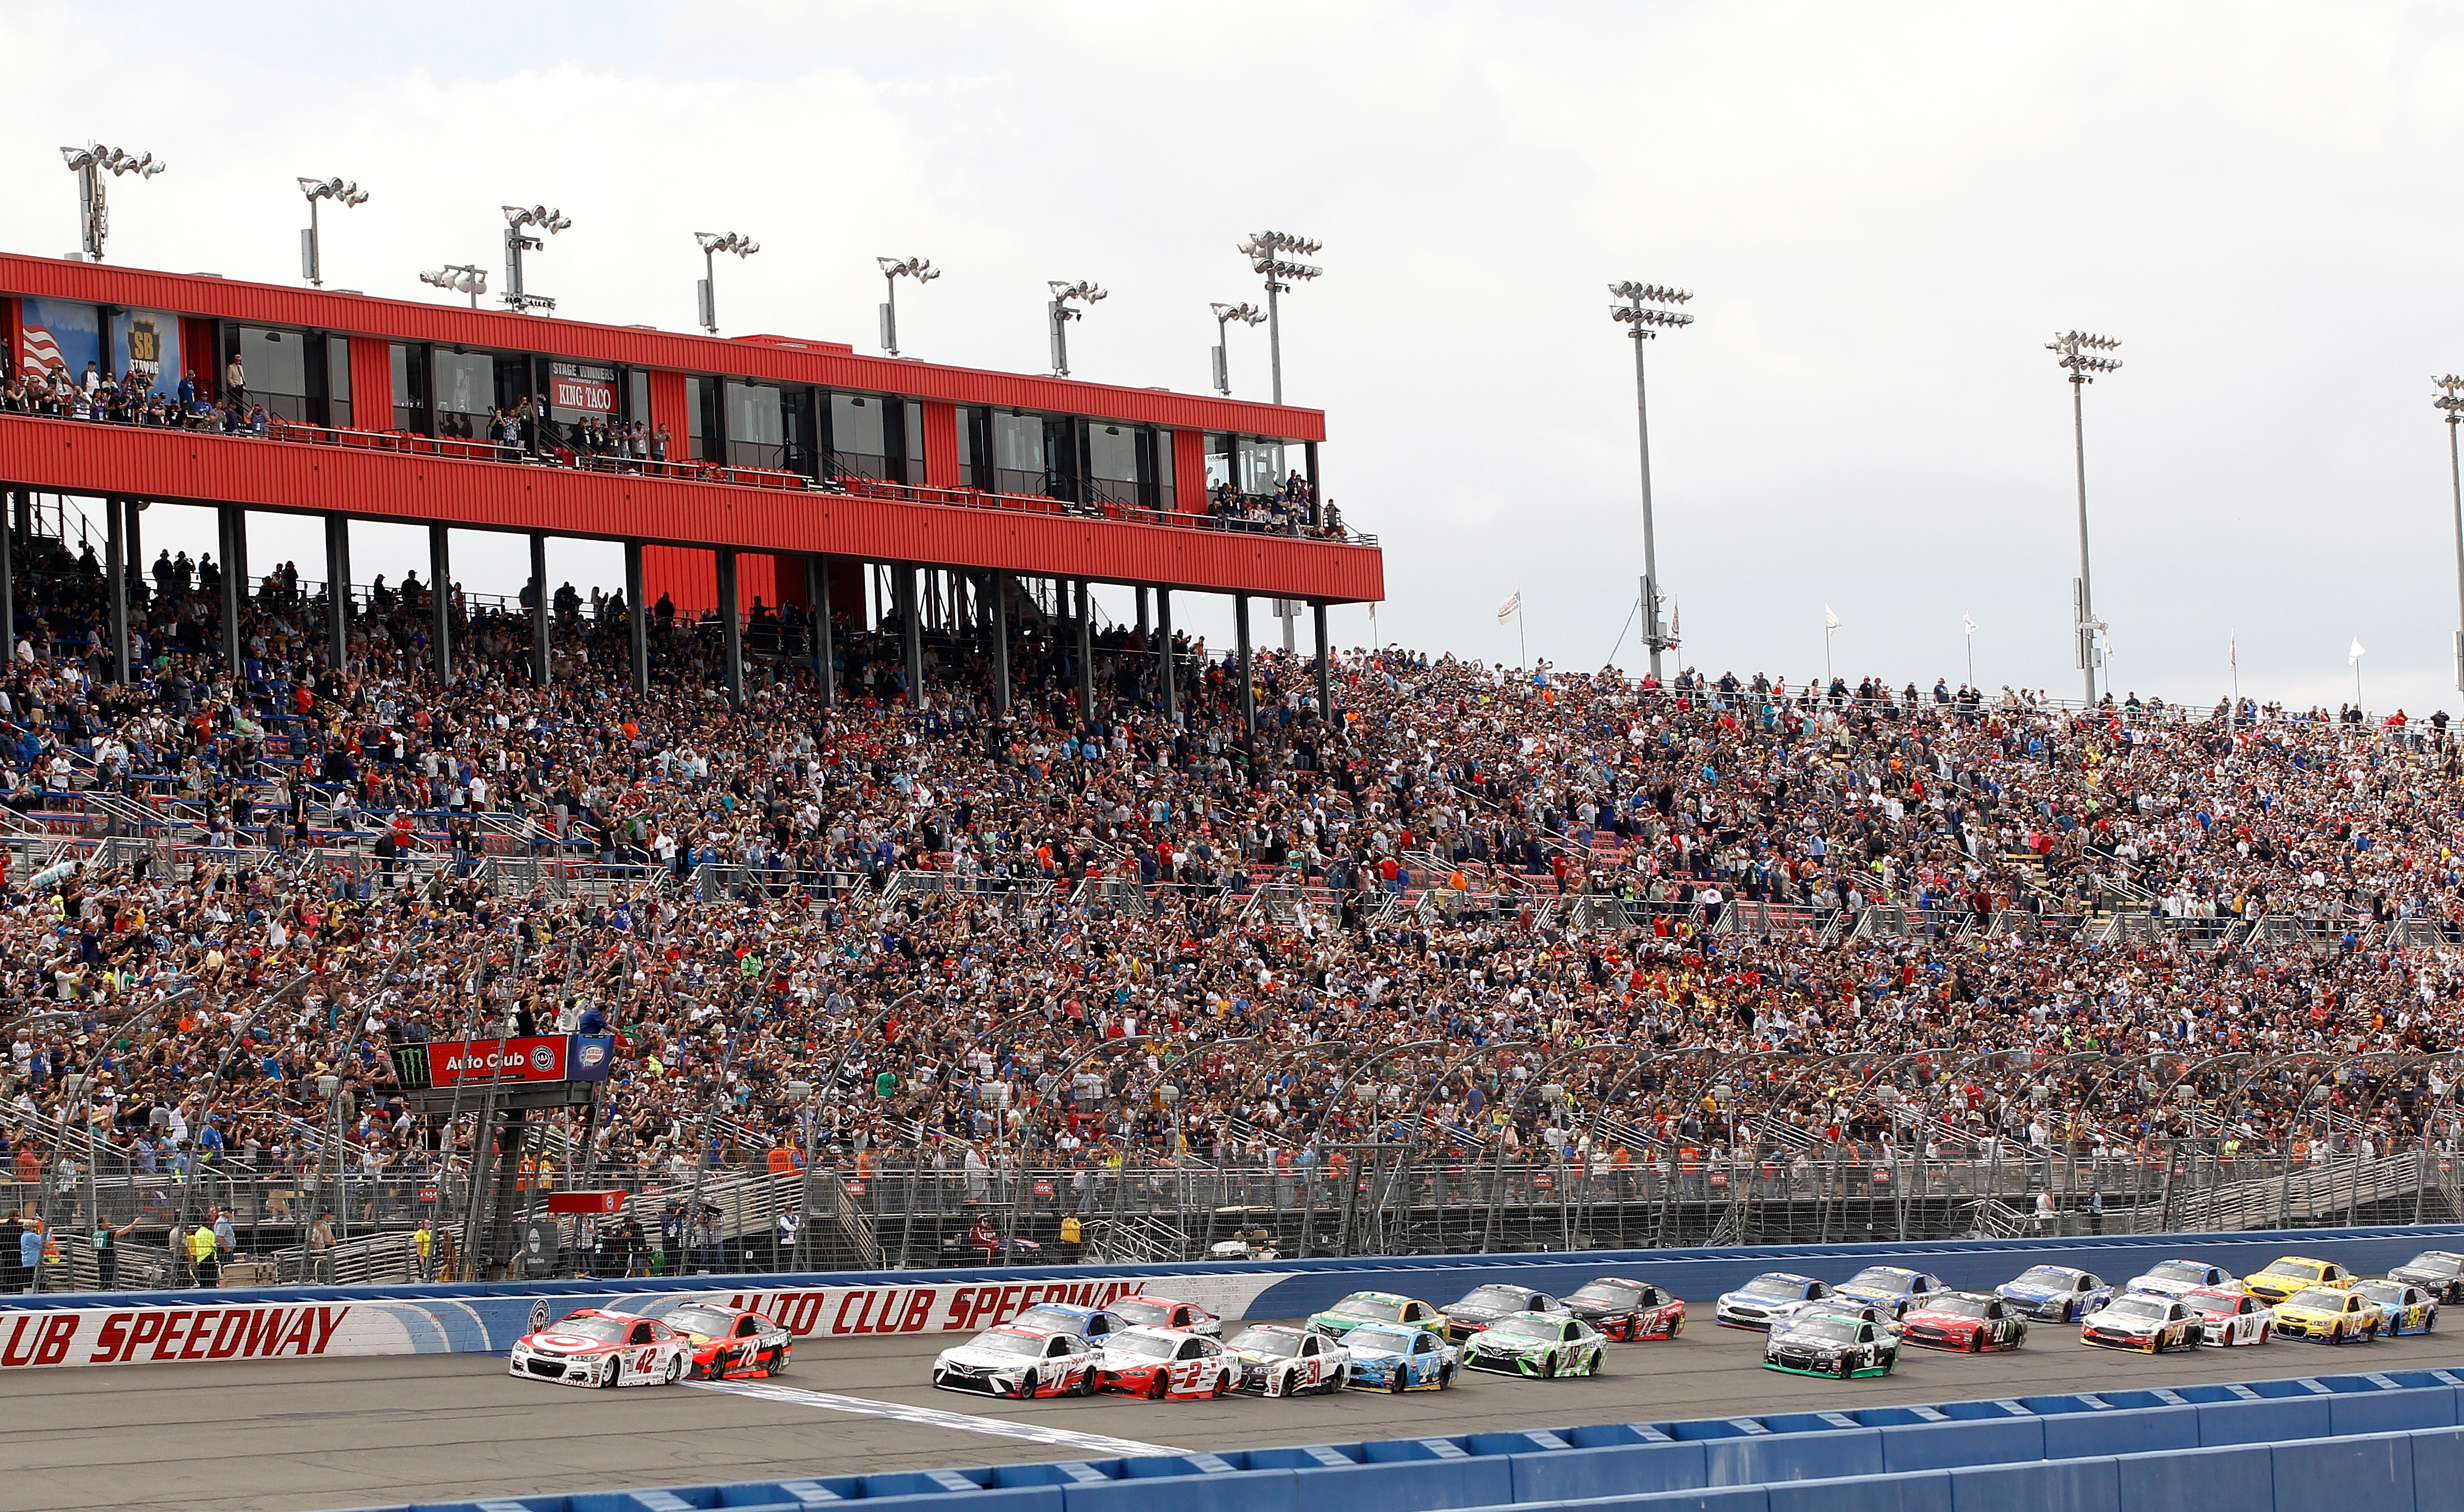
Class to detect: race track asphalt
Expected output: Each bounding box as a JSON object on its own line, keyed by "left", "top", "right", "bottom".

{"left": 8, "top": 1315, "right": 2464, "bottom": 1512}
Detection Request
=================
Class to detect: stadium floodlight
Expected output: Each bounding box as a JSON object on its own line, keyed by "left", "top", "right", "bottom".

{"left": 1609, "top": 281, "right": 1695, "bottom": 682}
{"left": 1047, "top": 279, "right": 1107, "bottom": 377}
{"left": 2438, "top": 375, "right": 2464, "bottom": 692}
{"left": 2049, "top": 331, "right": 2124, "bottom": 706}
{"left": 693, "top": 231, "right": 760, "bottom": 335}
{"left": 877, "top": 256, "right": 940, "bottom": 357}
{"left": 297, "top": 176, "right": 369, "bottom": 288}
{"left": 500, "top": 205, "right": 572, "bottom": 314}
{"left": 421, "top": 264, "right": 488, "bottom": 308}
{"left": 1209, "top": 302, "right": 1266, "bottom": 396}
{"left": 1235, "top": 231, "right": 1323, "bottom": 404}
{"left": 60, "top": 143, "right": 165, "bottom": 262}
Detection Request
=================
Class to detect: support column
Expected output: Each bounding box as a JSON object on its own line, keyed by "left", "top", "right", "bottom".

{"left": 428, "top": 524, "right": 452, "bottom": 683}
{"left": 897, "top": 564, "right": 923, "bottom": 705}
{"left": 1156, "top": 587, "right": 1177, "bottom": 723}
{"left": 1135, "top": 587, "right": 1150, "bottom": 641}
{"left": 624, "top": 540, "right": 647, "bottom": 697}
{"left": 1234, "top": 594, "right": 1255, "bottom": 735}
{"left": 218, "top": 506, "right": 243, "bottom": 679}
{"left": 529, "top": 532, "right": 550, "bottom": 687}
{"left": 125, "top": 501, "right": 142, "bottom": 618}
{"left": 1075, "top": 579, "right": 1095, "bottom": 720}
{"left": 1314, "top": 602, "right": 1333, "bottom": 728}
{"left": 324, "top": 515, "right": 351, "bottom": 673}
{"left": 716, "top": 546, "right": 742, "bottom": 709}
{"left": 807, "top": 556, "right": 835, "bottom": 708}
{"left": 10, "top": 488, "right": 25, "bottom": 548}
{"left": 990, "top": 573, "right": 1011, "bottom": 716}
{"left": 105, "top": 496, "right": 127, "bottom": 684}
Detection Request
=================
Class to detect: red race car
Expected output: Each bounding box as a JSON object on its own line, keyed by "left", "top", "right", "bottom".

{"left": 1561, "top": 1277, "right": 1687, "bottom": 1341}
{"left": 1111, "top": 1295, "right": 1222, "bottom": 1337}
{"left": 658, "top": 1301, "right": 795, "bottom": 1380}
{"left": 1898, "top": 1292, "right": 2030, "bottom": 1353}
{"left": 507, "top": 1309, "right": 691, "bottom": 1388}
{"left": 1092, "top": 1325, "right": 1239, "bottom": 1399}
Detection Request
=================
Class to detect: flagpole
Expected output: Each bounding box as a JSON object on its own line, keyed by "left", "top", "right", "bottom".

{"left": 1517, "top": 601, "right": 1527, "bottom": 671}
{"left": 1964, "top": 621, "right": 1975, "bottom": 691}
{"left": 2229, "top": 631, "right": 2238, "bottom": 712}
{"left": 1824, "top": 626, "right": 1833, "bottom": 687}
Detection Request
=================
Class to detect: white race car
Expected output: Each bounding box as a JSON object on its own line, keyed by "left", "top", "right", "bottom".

{"left": 509, "top": 1308, "right": 690, "bottom": 1388}
{"left": 931, "top": 1323, "right": 1097, "bottom": 1398}
{"left": 1223, "top": 1322, "right": 1350, "bottom": 1396}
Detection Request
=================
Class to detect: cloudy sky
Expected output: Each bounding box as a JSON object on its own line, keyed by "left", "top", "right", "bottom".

{"left": 4, "top": 2, "right": 2461, "bottom": 712}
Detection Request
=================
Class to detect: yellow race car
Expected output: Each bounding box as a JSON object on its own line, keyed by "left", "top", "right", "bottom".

{"left": 2242, "top": 1256, "right": 2355, "bottom": 1307}
{"left": 2269, "top": 1286, "right": 2380, "bottom": 1344}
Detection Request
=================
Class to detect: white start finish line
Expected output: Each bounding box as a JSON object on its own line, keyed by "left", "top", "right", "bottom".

{"left": 688, "top": 1378, "right": 1191, "bottom": 1459}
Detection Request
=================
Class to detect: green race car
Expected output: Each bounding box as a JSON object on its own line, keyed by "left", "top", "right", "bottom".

{"left": 1306, "top": 1289, "right": 1450, "bottom": 1340}
{"left": 1461, "top": 1311, "right": 1608, "bottom": 1378}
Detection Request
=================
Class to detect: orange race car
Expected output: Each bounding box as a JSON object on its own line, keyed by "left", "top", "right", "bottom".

{"left": 656, "top": 1301, "right": 794, "bottom": 1380}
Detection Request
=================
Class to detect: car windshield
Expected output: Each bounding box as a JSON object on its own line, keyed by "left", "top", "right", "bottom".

{"left": 2259, "top": 1261, "right": 2317, "bottom": 1280}
{"left": 1571, "top": 1283, "right": 1642, "bottom": 1306}
{"left": 546, "top": 1316, "right": 629, "bottom": 1343}
{"left": 968, "top": 1332, "right": 1045, "bottom": 1358}
{"left": 2013, "top": 1268, "right": 2075, "bottom": 1288}
{"left": 1790, "top": 1318, "right": 1860, "bottom": 1343}
{"left": 1228, "top": 1326, "right": 1301, "bottom": 1357}
{"left": 1105, "top": 1333, "right": 1176, "bottom": 1361}
{"left": 2185, "top": 1289, "right": 2241, "bottom": 1310}
{"left": 1926, "top": 1296, "right": 1991, "bottom": 1320}
{"left": 2406, "top": 1253, "right": 2462, "bottom": 1276}
{"left": 662, "top": 1306, "right": 737, "bottom": 1337}
{"left": 1845, "top": 1269, "right": 1908, "bottom": 1291}
{"left": 1490, "top": 1317, "right": 1560, "bottom": 1341}
{"left": 1329, "top": 1294, "right": 1399, "bottom": 1320}
{"left": 1349, "top": 1326, "right": 1416, "bottom": 1354}
{"left": 1457, "top": 1285, "right": 1531, "bottom": 1310}
{"left": 1112, "top": 1300, "right": 1176, "bottom": 1327}
{"left": 2354, "top": 1283, "right": 2404, "bottom": 1303}
{"left": 1739, "top": 1277, "right": 1802, "bottom": 1299}
{"left": 2289, "top": 1289, "right": 2348, "bottom": 1311}
{"left": 2104, "top": 1299, "right": 2165, "bottom": 1321}
{"left": 1012, "top": 1306, "right": 1090, "bottom": 1333}
{"left": 2145, "top": 1263, "right": 2207, "bottom": 1284}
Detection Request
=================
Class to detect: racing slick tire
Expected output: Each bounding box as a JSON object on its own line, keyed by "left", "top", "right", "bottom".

{"left": 1073, "top": 1370, "right": 1095, "bottom": 1398}
{"left": 665, "top": 1354, "right": 685, "bottom": 1384}
{"left": 1834, "top": 1355, "right": 1854, "bottom": 1380}
{"left": 2427, "top": 1313, "right": 2437, "bottom": 1335}
{"left": 1145, "top": 1373, "right": 1168, "bottom": 1401}
{"left": 1387, "top": 1368, "right": 1406, "bottom": 1394}
{"left": 596, "top": 1358, "right": 620, "bottom": 1388}
{"left": 1323, "top": 1368, "right": 1347, "bottom": 1395}
{"left": 1966, "top": 1332, "right": 1983, "bottom": 1354}
{"left": 766, "top": 1350, "right": 788, "bottom": 1378}
{"left": 1542, "top": 1353, "right": 1558, "bottom": 1380}
{"left": 1214, "top": 1370, "right": 1232, "bottom": 1399}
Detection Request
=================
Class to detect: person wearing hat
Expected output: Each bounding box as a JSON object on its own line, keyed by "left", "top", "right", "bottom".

{"left": 90, "top": 1213, "right": 139, "bottom": 1291}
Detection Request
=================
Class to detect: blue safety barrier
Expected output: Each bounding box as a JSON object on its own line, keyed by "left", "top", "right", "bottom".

{"left": 333, "top": 1368, "right": 2464, "bottom": 1512}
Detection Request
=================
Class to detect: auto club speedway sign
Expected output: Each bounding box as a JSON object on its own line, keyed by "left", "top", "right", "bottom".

{"left": 0, "top": 1271, "right": 1302, "bottom": 1372}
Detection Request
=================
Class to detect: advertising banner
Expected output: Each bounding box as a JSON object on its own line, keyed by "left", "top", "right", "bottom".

{"left": 0, "top": 1298, "right": 500, "bottom": 1372}
{"left": 20, "top": 298, "right": 98, "bottom": 384}
{"left": 395, "top": 1035, "right": 611, "bottom": 1089}
{"left": 108, "top": 307, "right": 182, "bottom": 399}
{"left": 618, "top": 1271, "right": 1300, "bottom": 1343}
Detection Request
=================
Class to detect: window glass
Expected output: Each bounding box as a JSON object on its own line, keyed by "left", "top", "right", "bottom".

{"left": 1238, "top": 435, "right": 1286, "bottom": 494}
{"left": 434, "top": 349, "right": 496, "bottom": 440}
{"left": 1204, "top": 432, "right": 1232, "bottom": 490}
{"left": 1088, "top": 423, "right": 1138, "bottom": 482}
{"left": 831, "top": 392, "right": 886, "bottom": 472}
{"left": 993, "top": 412, "right": 1044, "bottom": 472}
{"left": 628, "top": 370, "right": 650, "bottom": 424}
{"left": 905, "top": 399, "right": 925, "bottom": 473}
{"left": 389, "top": 343, "right": 429, "bottom": 433}
{"left": 239, "top": 327, "right": 308, "bottom": 396}
{"left": 1155, "top": 429, "right": 1175, "bottom": 510}
{"left": 325, "top": 337, "right": 351, "bottom": 428}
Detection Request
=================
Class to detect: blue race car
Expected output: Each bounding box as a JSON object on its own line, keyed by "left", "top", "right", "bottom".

{"left": 1006, "top": 1302, "right": 1131, "bottom": 1341}
{"left": 1341, "top": 1322, "right": 1459, "bottom": 1392}
{"left": 1830, "top": 1266, "right": 1945, "bottom": 1320}
{"left": 2351, "top": 1279, "right": 2440, "bottom": 1337}
{"left": 1996, "top": 1265, "right": 2112, "bottom": 1323}
{"left": 1716, "top": 1273, "right": 1831, "bottom": 1331}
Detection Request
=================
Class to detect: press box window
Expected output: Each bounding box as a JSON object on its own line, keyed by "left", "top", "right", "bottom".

{"left": 433, "top": 349, "right": 497, "bottom": 441}
{"left": 390, "top": 343, "right": 430, "bottom": 434}
{"left": 237, "top": 327, "right": 310, "bottom": 422}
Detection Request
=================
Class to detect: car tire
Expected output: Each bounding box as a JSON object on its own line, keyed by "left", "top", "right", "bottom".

{"left": 1387, "top": 1368, "right": 1407, "bottom": 1394}
{"left": 1214, "top": 1371, "right": 1231, "bottom": 1399}
{"left": 1966, "top": 1331, "right": 1983, "bottom": 1354}
{"left": 1145, "top": 1373, "right": 1168, "bottom": 1401}
{"left": 1074, "top": 1370, "right": 1095, "bottom": 1398}
{"left": 597, "top": 1358, "right": 621, "bottom": 1388}
{"left": 664, "top": 1354, "right": 685, "bottom": 1385}
{"left": 1835, "top": 1355, "right": 1854, "bottom": 1380}
{"left": 2426, "top": 1312, "right": 2437, "bottom": 1335}
{"left": 767, "top": 1350, "right": 788, "bottom": 1378}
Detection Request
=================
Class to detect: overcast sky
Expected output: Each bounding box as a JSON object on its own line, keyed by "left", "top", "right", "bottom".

{"left": 4, "top": 2, "right": 2461, "bottom": 713}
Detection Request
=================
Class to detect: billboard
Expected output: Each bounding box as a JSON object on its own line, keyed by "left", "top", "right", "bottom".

{"left": 108, "top": 308, "right": 182, "bottom": 400}
{"left": 19, "top": 298, "right": 98, "bottom": 384}
{"left": 391, "top": 1034, "right": 615, "bottom": 1090}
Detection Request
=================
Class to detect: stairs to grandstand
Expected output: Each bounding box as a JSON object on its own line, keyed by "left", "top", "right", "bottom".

{"left": 1085, "top": 1211, "right": 1190, "bottom": 1263}
{"left": 2164, "top": 1150, "right": 2454, "bottom": 1232}
{"left": 1960, "top": 1198, "right": 2032, "bottom": 1238}
{"left": 1070, "top": 874, "right": 1152, "bottom": 917}
{"left": 257, "top": 1228, "right": 421, "bottom": 1286}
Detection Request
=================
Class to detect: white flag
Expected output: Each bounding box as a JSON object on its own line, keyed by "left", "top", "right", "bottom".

{"left": 1824, "top": 605, "right": 1841, "bottom": 632}
{"left": 1497, "top": 591, "right": 1522, "bottom": 624}
{"left": 2350, "top": 637, "right": 2366, "bottom": 664}
{"left": 2229, "top": 631, "right": 2237, "bottom": 670}
{"left": 1961, "top": 613, "right": 1978, "bottom": 638}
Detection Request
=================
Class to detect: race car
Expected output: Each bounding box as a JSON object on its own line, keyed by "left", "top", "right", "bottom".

{"left": 1222, "top": 1323, "right": 1350, "bottom": 1396}
{"left": 2243, "top": 1256, "right": 2355, "bottom": 1307}
{"left": 655, "top": 1301, "right": 793, "bottom": 1380}
{"left": 2270, "top": 1286, "right": 2381, "bottom": 1344}
{"left": 508, "top": 1309, "right": 690, "bottom": 1388}
{"left": 1715, "top": 1272, "right": 1831, "bottom": 1330}
{"left": 1462, "top": 1311, "right": 1608, "bottom": 1378}
{"left": 2079, "top": 1294, "right": 2200, "bottom": 1353}
{"left": 1341, "top": 1322, "right": 1459, "bottom": 1392}
{"left": 2351, "top": 1280, "right": 2439, "bottom": 1337}
{"left": 1009, "top": 1302, "right": 1129, "bottom": 1341}
{"left": 930, "top": 1324, "right": 1097, "bottom": 1398}
{"left": 2122, "top": 1259, "right": 2239, "bottom": 1301}
{"left": 1998, "top": 1265, "right": 2113, "bottom": 1323}
{"left": 1438, "top": 1283, "right": 1563, "bottom": 1343}
{"left": 1307, "top": 1289, "right": 1450, "bottom": 1340}
{"left": 1830, "top": 1266, "right": 1945, "bottom": 1320}
{"left": 2387, "top": 1250, "right": 2464, "bottom": 1305}
{"left": 1897, "top": 1292, "right": 2028, "bottom": 1353}
{"left": 1770, "top": 1299, "right": 1902, "bottom": 1337}
{"left": 1111, "top": 1296, "right": 1221, "bottom": 1337}
{"left": 1092, "top": 1325, "right": 1238, "bottom": 1399}
{"left": 1764, "top": 1312, "right": 1899, "bottom": 1378}
{"left": 2181, "top": 1287, "right": 2273, "bottom": 1347}
{"left": 1561, "top": 1277, "right": 1687, "bottom": 1341}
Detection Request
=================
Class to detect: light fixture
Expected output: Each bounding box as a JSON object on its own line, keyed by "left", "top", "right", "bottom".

{"left": 2436, "top": 377, "right": 2464, "bottom": 692}
{"left": 500, "top": 205, "right": 572, "bottom": 314}
{"left": 296, "top": 176, "right": 369, "bottom": 288}
{"left": 1235, "top": 232, "right": 1323, "bottom": 403}
{"left": 1609, "top": 280, "right": 1695, "bottom": 681}
{"left": 2048, "top": 330, "right": 2124, "bottom": 705}
{"left": 693, "top": 230, "right": 760, "bottom": 334}
{"left": 421, "top": 264, "right": 487, "bottom": 307}
{"left": 877, "top": 256, "right": 940, "bottom": 357}
{"left": 1047, "top": 280, "right": 1107, "bottom": 377}
{"left": 1209, "top": 301, "right": 1266, "bottom": 395}
{"left": 59, "top": 143, "right": 165, "bottom": 262}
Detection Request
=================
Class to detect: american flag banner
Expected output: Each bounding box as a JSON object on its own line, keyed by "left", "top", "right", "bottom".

{"left": 20, "top": 323, "right": 61, "bottom": 377}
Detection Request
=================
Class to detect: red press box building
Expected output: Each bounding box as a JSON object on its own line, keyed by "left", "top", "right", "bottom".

{"left": 0, "top": 252, "right": 1382, "bottom": 722}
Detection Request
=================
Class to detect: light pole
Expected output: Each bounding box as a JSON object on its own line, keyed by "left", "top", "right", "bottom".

{"left": 500, "top": 205, "right": 572, "bottom": 314}
{"left": 420, "top": 264, "right": 487, "bottom": 309}
{"left": 1235, "top": 232, "right": 1321, "bottom": 405}
{"left": 1047, "top": 280, "right": 1105, "bottom": 377}
{"left": 59, "top": 144, "right": 164, "bottom": 262}
{"left": 1610, "top": 281, "right": 1694, "bottom": 683}
{"left": 2436, "top": 376, "right": 2464, "bottom": 692}
{"left": 2048, "top": 331, "right": 2123, "bottom": 706}
{"left": 297, "top": 176, "right": 369, "bottom": 288}
{"left": 694, "top": 231, "right": 760, "bottom": 336}
{"left": 878, "top": 257, "right": 939, "bottom": 357}
{"left": 1209, "top": 302, "right": 1265, "bottom": 396}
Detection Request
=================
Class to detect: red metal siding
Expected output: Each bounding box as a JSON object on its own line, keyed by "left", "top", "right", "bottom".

{"left": 922, "top": 402, "right": 960, "bottom": 490}
{"left": 648, "top": 369, "right": 689, "bottom": 457}
{"left": 348, "top": 336, "right": 392, "bottom": 427}
{"left": 180, "top": 319, "right": 219, "bottom": 402}
{"left": 1173, "top": 428, "right": 1207, "bottom": 516}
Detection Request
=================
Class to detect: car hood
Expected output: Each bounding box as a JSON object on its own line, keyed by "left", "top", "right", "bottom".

{"left": 521, "top": 1333, "right": 618, "bottom": 1354}
{"left": 1446, "top": 1304, "right": 1510, "bottom": 1321}
{"left": 2084, "top": 1312, "right": 2162, "bottom": 1331}
{"left": 937, "top": 1346, "right": 1041, "bottom": 1369}
{"left": 1563, "top": 1300, "right": 1631, "bottom": 1317}
{"left": 1997, "top": 1283, "right": 2066, "bottom": 1299}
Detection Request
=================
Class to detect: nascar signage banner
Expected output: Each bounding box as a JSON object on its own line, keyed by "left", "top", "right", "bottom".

{"left": 0, "top": 1298, "right": 502, "bottom": 1372}
{"left": 392, "top": 1034, "right": 614, "bottom": 1090}
{"left": 617, "top": 1271, "right": 1300, "bottom": 1343}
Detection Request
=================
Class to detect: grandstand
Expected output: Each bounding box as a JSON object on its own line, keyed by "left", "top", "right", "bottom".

{"left": 2, "top": 251, "right": 2463, "bottom": 1293}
